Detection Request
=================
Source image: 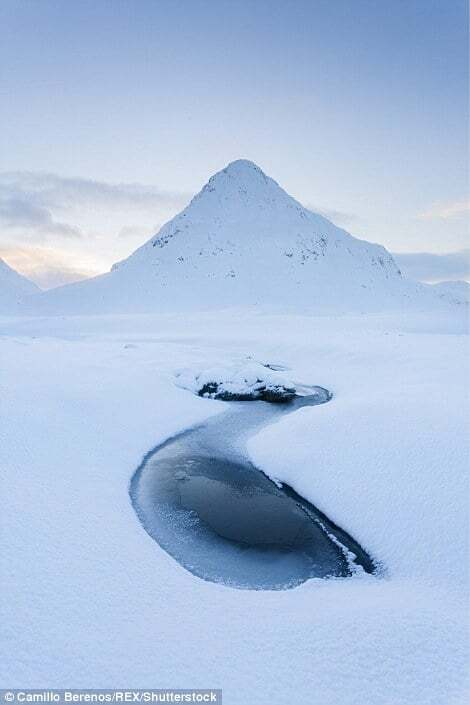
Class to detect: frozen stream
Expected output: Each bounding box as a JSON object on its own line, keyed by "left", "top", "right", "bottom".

{"left": 130, "top": 388, "right": 376, "bottom": 589}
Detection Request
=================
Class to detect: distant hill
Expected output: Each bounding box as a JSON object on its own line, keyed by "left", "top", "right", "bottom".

{"left": 0, "top": 258, "right": 40, "bottom": 313}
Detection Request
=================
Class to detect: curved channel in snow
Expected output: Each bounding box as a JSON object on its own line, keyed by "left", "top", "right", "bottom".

{"left": 129, "top": 388, "right": 376, "bottom": 590}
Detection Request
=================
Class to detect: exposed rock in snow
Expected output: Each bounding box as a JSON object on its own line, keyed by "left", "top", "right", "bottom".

{"left": 17, "top": 159, "right": 447, "bottom": 316}
{"left": 0, "top": 258, "right": 40, "bottom": 313}
{"left": 175, "top": 361, "right": 297, "bottom": 402}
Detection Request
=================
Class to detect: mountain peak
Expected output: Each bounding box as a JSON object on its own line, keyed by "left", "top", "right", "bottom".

{"left": 185, "top": 159, "right": 291, "bottom": 217}
{"left": 223, "top": 159, "right": 268, "bottom": 178}
{"left": 202, "top": 159, "right": 272, "bottom": 194}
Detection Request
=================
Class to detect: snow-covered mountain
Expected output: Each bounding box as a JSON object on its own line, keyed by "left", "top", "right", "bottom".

{"left": 20, "top": 160, "right": 448, "bottom": 315}
{"left": 0, "top": 258, "right": 40, "bottom": 313}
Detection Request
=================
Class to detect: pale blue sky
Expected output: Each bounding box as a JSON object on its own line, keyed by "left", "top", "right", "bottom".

{"left": 0, "top": 0, "right": 468, "bottom": 286}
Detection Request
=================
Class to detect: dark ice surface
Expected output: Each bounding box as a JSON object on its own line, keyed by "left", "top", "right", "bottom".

{"left": 130, "top": 388, "right": 376, "bottom": 590}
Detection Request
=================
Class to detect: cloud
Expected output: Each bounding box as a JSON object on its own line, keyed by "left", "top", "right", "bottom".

{"left": 0, "top": 171, "right": 189, "bottom": 243}
{"left": 306, "top": 204, "right": 359, "bottom": 226}
{"left": 0, "top": 170, "right": 189, "bottom": 211}
{"left": 0, "top": 196, "right": 82, "bottom": 238}
{"left": 392, "top": 249, "right": 470, "bottom": 283}
{"left": 0, "top": 246, "right": 100, "bottom": 290}
{"left": 417, "top": 200, "right": 470, "bottom": 220}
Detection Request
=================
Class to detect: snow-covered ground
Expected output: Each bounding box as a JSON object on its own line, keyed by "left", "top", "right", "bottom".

{"left": 1, "top": 308, "right": 468, "bottom": 704}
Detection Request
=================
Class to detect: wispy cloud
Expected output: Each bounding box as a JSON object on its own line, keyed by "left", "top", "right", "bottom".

{"left": 417, "top": 200, "right": 470, "bottom": 220}
{"left": 1, "top": 171, "right": 189, "bottom": 209}
{"left": 0, "top": 171, "right": 194, "bottom": 288}
{"left": 0, "top": 197, "right": 82, "bottom": 239}
{"left": 0, "top": 171, "right": 189, "bottom": 243}
{"left": 306, "top": 204, "right": 359, "bottom": 227}
{"left": 393, "top": 249, "right": 470, "bottom": 283}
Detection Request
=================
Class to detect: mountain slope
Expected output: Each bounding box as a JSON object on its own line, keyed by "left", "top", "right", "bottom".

{"left": 427, "top": 280, "right": 469, "bottom": 305}
{"left": 20, "top": 160, "right": 446, "bottom": 315}
{"left": 0, "top": 258, "right": 41, "bottom": 313}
